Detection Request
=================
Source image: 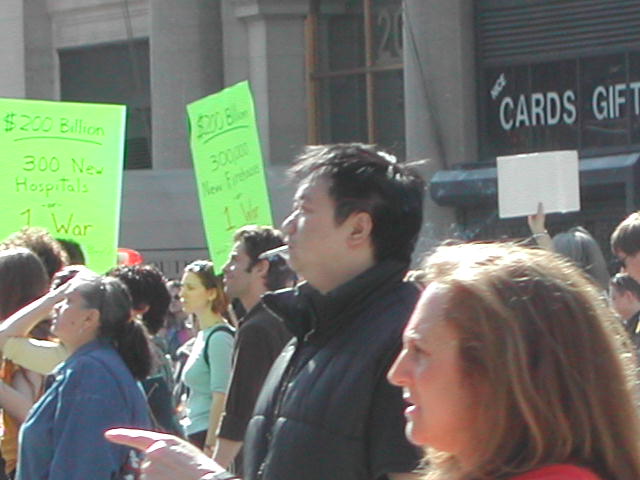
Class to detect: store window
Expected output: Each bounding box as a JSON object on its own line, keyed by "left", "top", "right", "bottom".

{"left": 580, "top": 54, "right": 627, "bottom": 149}
{"left": 482, "top": 52, "right": 640, "bottom": 160}
{"left": 477, "top": 0, "right": 640, "bottom": 161}
{"left": 59, "top": 39, "right": 151, "bottom": 169}
{"left": 307, "top": 0, "right": 405, "bottom": 158}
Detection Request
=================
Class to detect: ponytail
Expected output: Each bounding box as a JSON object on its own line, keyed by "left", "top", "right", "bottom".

{"left": 115, "top": 319, "right": 151, "bottom": 380}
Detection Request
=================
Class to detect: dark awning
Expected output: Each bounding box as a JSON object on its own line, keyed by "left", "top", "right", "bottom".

{"left": 429, "top": 153, "right": 640, "bottom": 211}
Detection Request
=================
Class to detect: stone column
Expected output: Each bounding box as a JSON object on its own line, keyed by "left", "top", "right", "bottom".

{"left": 221, "top": 0, "right": 250, "bottom": 86}
{"left": 24, "top": 0, "right": 54, "bottom": 100}
{"left": 0, "top": 1, "right": 25, "bottom": 97}
{"left": 233, "top": 0, "right": 309, "bottom": 165}
{"left": 403, "top": 0, "right": 476, "bottom": 248}
{"left": 0, "top": 1, "right": 55, "bottom": 99}
{"left": 150, "top": 0, "right": 223, "bottom": 169}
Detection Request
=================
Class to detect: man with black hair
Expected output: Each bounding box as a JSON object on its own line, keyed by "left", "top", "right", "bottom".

{"left": 107, "top": 143, "right": 424, "bottom": 480}
{"left": 213, "top": 226, "right": 295, "bottom": 471}
{"left": 107, "top": 265, "right": 171, "bottom": 338}
{"left": 239, "top": 144, "right": 424, "bottom": 480}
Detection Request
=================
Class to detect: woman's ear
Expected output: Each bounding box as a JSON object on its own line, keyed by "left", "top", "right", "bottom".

{"left": 208, "top": 288, "right": 218, "bottom": 303}
{"left": 83, "top": 308, "right": 101, "bottom": 335}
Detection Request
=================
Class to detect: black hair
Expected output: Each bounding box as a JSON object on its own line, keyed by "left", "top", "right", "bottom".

{"left": 233, "top": 225, "right": 296, "bottom": 291}
{"left": 107, "top": 264, "right": 171, "bottom": 335}
{"left": 0, "top": 248, "right": 49, "bottom": 319}
{"left": 78, "top": 276, "right": 152, "bottom": 380}
{"left": 1, "top": 227, "right": 68, "bottom": 280}
{"left": 610, "top": 273, "right": 640, "bottom": 301}
{"left": 288, "top": 144, "right": 425, "bottom": 263}
{"left": 56, "top": 238, "right": 86, "bottom": 265}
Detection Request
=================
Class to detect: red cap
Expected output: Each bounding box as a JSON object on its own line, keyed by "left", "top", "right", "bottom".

{"left": 117, "top": 248, "right": 144, "bottom": 266}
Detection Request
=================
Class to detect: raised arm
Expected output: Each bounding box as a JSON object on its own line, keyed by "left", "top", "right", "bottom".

{"left": 527, "top": 202, "right": 553, "bottom": 251}
{"left": 0, "top": 268, "right": 94, "bottom": 352}
{"left": 0, "top": 288, "right": 63, "bottom": 351}
{"left": 0, "top": 368, "right": 43, "bottom": 422}
{"left": 0, "top": 282, "right": 74, "bottom": 374}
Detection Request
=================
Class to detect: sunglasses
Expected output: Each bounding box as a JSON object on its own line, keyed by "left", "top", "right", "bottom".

{"left": 186, "top": 261, "right": 217, "bottom": 278}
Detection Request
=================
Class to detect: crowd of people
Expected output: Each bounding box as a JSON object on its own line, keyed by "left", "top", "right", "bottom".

{"left": 1, "top": 143, "right": 640, "bottom": 479}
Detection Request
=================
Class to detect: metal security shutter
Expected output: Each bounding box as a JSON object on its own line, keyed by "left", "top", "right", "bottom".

{"left": 477, "top": 0, "right": 640, "bottom": 65}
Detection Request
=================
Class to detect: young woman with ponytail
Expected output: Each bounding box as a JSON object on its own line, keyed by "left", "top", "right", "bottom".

{"left": 0, "top": 271, "right": 152, "bottom": 480}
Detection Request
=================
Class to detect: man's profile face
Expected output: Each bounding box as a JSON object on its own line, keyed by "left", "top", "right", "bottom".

{"left": 617, "top": 250, "right": 640, "bottom": 284}
{"left": 222, "top": 241, "right": 254, "bottom": 301}
{"left": 167, "top": 284, "right": 184, "bottom": 314}
{"left": 281, "top": 175, "right": 350, "bottom": 291}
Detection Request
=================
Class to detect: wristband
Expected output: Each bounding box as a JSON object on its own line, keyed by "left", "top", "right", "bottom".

{"left": 532, "top": 231, "right": 549, "bottom": 239}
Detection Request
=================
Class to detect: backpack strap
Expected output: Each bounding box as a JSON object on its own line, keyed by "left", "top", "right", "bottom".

{"left": 203, "top": 324, "right": 235, "bottom": 368}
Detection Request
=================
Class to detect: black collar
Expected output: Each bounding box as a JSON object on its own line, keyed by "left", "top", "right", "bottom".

{"left": 238, "top": 300, "right": 266, "bottom": 326}
{"left": 262, "top": 260, "right": 409, "bottom": 342}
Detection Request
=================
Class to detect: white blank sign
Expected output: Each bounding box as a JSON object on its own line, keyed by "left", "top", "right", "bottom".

{"left": 497, "top": 150, "right": 580, "bottom": 219}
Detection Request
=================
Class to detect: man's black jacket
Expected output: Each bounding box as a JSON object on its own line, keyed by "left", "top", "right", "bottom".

{"left": 243, "top": 260, "right": 422, "bottom": 480}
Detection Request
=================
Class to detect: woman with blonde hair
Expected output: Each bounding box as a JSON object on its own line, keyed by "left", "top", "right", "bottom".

{"left": 389, "top": 242, "right": 640, "bottom": 480}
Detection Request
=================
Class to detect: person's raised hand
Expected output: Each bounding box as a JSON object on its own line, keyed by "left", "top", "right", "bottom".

{"left": 50, "top": 265, "right": 97, "bottom": 290}
{"left": 105, "top": 428, "right": 225, "bottom": 480}
{"left": 527, "top": 202, "right": 547, "bottom": 235}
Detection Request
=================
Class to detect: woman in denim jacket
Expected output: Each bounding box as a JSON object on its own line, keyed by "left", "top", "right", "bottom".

{"left": 6, "top": 272, "right": 151, "bottom": 480}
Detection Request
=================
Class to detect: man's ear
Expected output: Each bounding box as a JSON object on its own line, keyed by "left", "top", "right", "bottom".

{"left": 346, "top": 211, "right": 373, "bottom": 248}
{"left": 252, "top": 258, "right": 269, "bottom": 277}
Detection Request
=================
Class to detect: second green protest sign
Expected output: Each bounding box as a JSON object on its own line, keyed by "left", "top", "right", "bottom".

{"left": 0, "top": 98, "right": 126, "bottom": 273}
{"left": 187, "top": 81, "right": 273, "bottom": 268}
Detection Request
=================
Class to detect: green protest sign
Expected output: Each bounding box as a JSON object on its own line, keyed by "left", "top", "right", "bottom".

{"left": 0, "top": 98, "right": 126, "bottom": 273}
{"left": 187, "top": 81, "right": 273, "bottom": 268}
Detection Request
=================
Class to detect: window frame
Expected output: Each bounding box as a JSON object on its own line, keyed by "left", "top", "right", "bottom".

{"left": 306, "top": 0, "right": 404, "bottom": 146}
